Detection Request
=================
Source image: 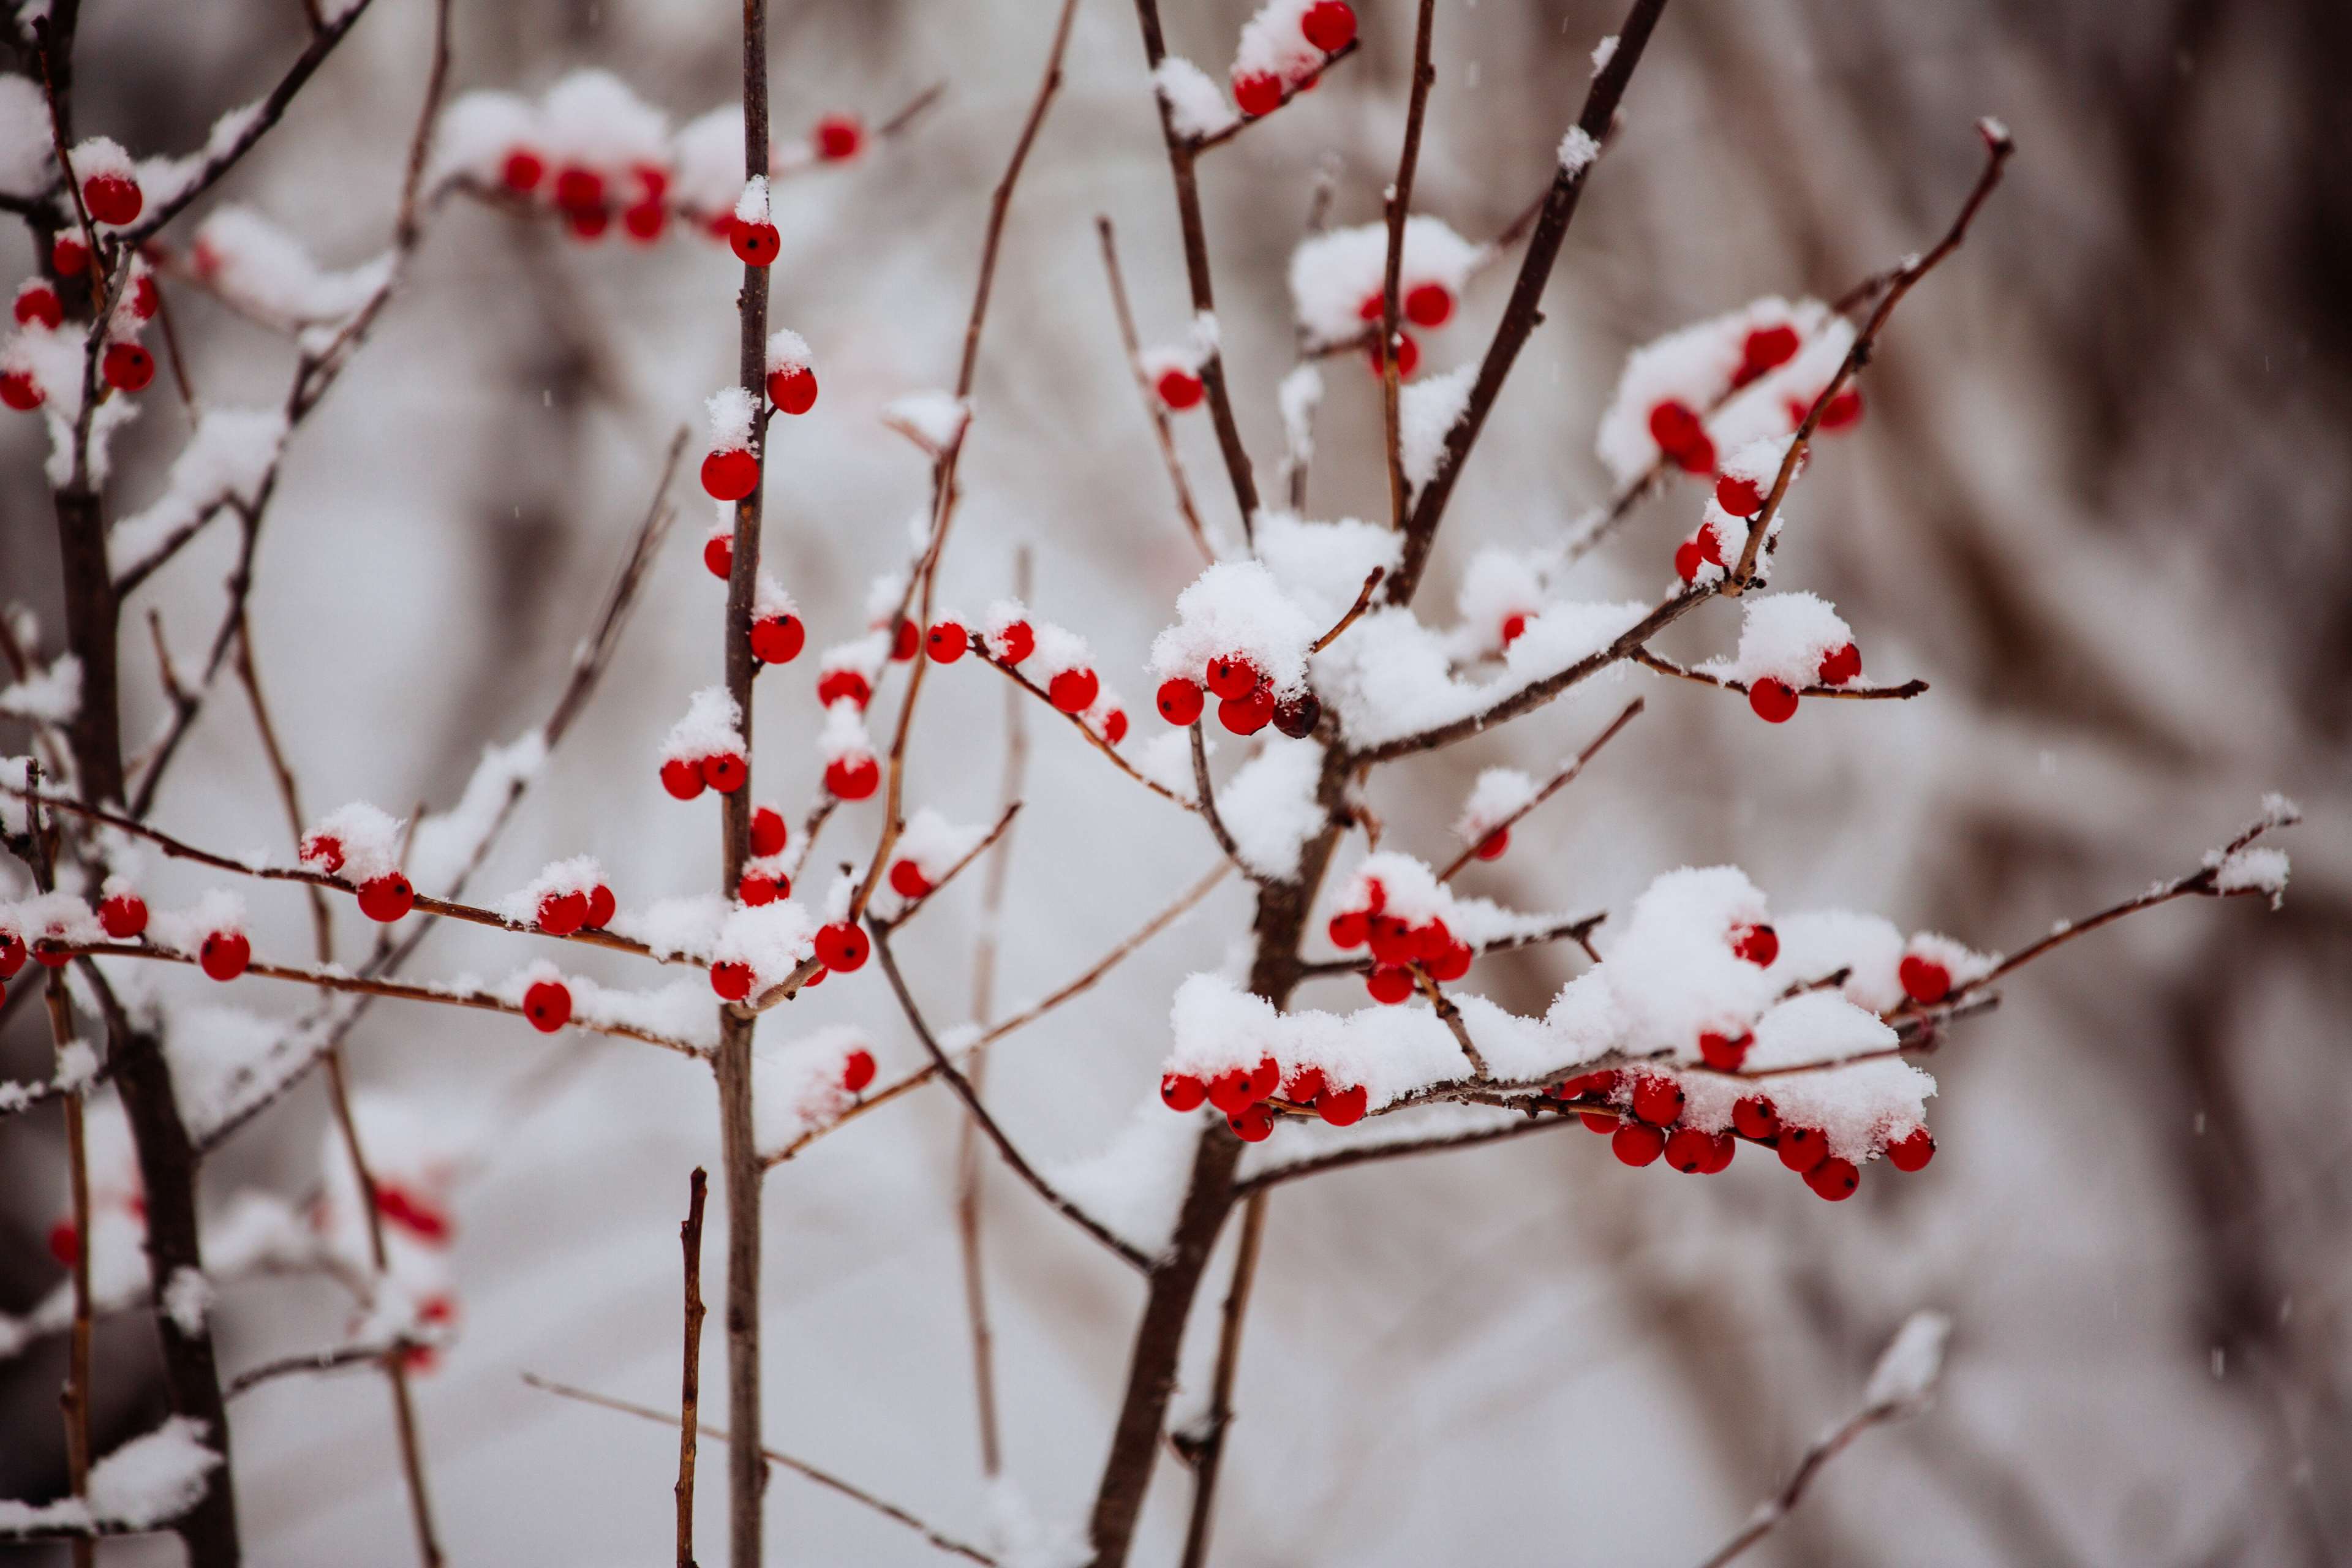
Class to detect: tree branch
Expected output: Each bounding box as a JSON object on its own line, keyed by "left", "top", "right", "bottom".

{"left": 1096, "top": 216, "right": 1215, "bottom": 564}
{"left": 1436, "top": 696, "right": 1642, "bottom": 880}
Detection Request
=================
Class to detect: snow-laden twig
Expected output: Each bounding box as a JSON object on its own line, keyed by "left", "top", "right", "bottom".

{"left": 1436, "top": 697, "right": 1643, "bottom": 880}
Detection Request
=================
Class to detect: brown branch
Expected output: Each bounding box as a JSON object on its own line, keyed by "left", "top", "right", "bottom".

{"left": 1189, "top": 720, "right": 1257, "bottom": 882}
{"left": 1173, "top": 1189, "right": 1267, "bottom": 1568}
{"left": 1309, "top": 568, "right": 1384, "bottom": 654}
{"left": 1418, "top": 971, "right": 1490, "bottom": 1077}
{"left": 224, "top": 1337, "right": 427, "bottom": 1400}
{"left": 1188, "top": 41, "right": 1360, "bottom": 154}
{"left": 37, "top": 858, "right": 94, "bottom": 1568}
{"left": 1096, "top": 215, "right": 1215, "bottom": 564}
{"left": 972, "top": 650, "right": 1199, "bottom": 812}
{"left": 676, "top": 1167, "right": 707, "bottom": 1568}
{"left": 1235, "top": 1109, "right": 1574, "bottom": 1194}
{"left": 522, "top": 1374, "right": 998, "bottom": 1567}
{"left": 1379, "top": 0, "right": 1439, "bottom": 530}
{"left": 1436, "top": 696, "right": 1643, "bottom": 879}
{"left": 1629, "top": 646, "right": 1929, "bottom": 704}
{"left": 1297, "top": 911, "right": 1604, "bottom": 978}
{"left": 889, "top": 804, "right": 1022, "bottom": 922}
{"left": 1694, "top": 1385, "right": 1938, "bottom": 1568}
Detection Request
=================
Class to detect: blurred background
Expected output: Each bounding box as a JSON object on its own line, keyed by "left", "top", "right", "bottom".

{"left": 1, "top": 0, "right": 2346, "bottom": 1562}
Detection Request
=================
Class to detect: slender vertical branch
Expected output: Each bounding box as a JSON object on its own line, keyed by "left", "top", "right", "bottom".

{"left": 677, "top": 1167, "right": 709, "bottom": 1568}
{"left": 1096, "top": 217, "right": 1215, "bottom": 564}
{"left": 1379, "top": 0, "right": 1439, "bottom": 528}
{"left": 1175, "top": 1190, "right": 1267, "bottom": 1568}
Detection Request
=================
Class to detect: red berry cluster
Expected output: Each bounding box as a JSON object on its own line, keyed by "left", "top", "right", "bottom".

{"left": 1160, "top": 1057, "right": 1368, "bottom": 1142}
{"left": 1157, "top": 654, "right": 1319, "bottom": 739}
{"left": 533, "top": 881, "right": 617, "bottom": 936}
{"left": 1232, "top": 1, "right": 1355, "bottom": 117}
{"left": 662, "top": 748, "right": 748, "bottom": 799}
{"left": 1645, "top": 323, "right": 1812, "bottom": 478}
{"left": 1325, "top": 878, "right": 1474, "bottom": 1002}
{"left": 1552, "top": 1070, "right": 1934, "bottom": 1200}
{"left": 501, "top": 146, "right": 673, "bottom": 243}
{"left": 1352, "top": 281, "right": 1452, "bottom": 379}
{"left": 707, "top": 920, "right": 867, "bottom": 1002}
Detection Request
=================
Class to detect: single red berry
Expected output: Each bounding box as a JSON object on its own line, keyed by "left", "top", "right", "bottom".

{"left": 1204, "top": 655, "right": 1261, "bottom": 701}
{"left": 524, "top": 979, "right": 573, "bottom": 1033}
{"left": 1476, "top": 826, "right": 1510, "bottom": 861}
{"left": 1228, "top": 1102, "right": 1275, "bottom": 1142}
{"left": 1805, "top": 1156, "right": 1860, "bottom": 1200}
{"left": 702, "top": 448, "right": 760, "bottom": 502}
{"left": 47, "top": 1218, "right": 77, "bottom": 1267}
{"left": 768, "top": 365, "right": 818, "bottom": 414}
{"left": 1748, "top": 677, "right": 1799, "bottom": 724}
{"left": 1232, "top": 71, "right": 1283, "bottom": 118}
{"left": 554, "top": 167, "right": 605, "bottom": 212}
{"left": 1365, "top": 965, "right": 1414, "bottom": 1005}
{"left": 1272, "top": 693, "right": 1321, "bottom": 739}
{"left": 1580, "top": 1110, "right": 1618, "bottom": 1134}
{"left": 300, "top": 833, "right": 345, "bottom": 873}
{"left": 625, "top": 186, "right": 666, "bottom": 230}
{"left": 814, "top": 113, "right": 863, "bottom": 161}
{"left": 749, "top": 614, "right": 805, "bottom": 665}
{"left": 842, "top": 1047, "right": 876, "bottom": 1092}
{"left": 102, "top": 342, "right": 154, "bottom": 393}
{"left": 1049, "top": 667, "right": 1099, "bottom": 714}
{"left": 1206, "top": 1068, "right": 1254, "bottom": 1115}
{"left": 32, "top": 939, "right": 69, "bottom": 969}
{"left": 1366, "top": 916, "right": 1417, "bottom": 968}
{"left": 729, "top": 217, "right": 780, "bottom": 266}
{"left": 660, "top": 758, "right": 707, "bottom": 800}
{"left": 587, "top": 884, "right": 616, "bottom": 927}
{"left": 925, "top": 620, "right": 968, "bottom": 663}
{"left": 1499, "top": 612, "right": 1528, "bottom": 647}
{"left": 1613, "top": 1123, "right": 1665, "bottom": 1167}
{"left": 1630, "top": 1076, "right": 1686, "bottom": 1127}
{"left": 1242, "top": 1056, "right": 1279, "bottom": 1101}
{"left": 1885, "top": 1127, "right": 1936, "bottom": 1172}
{"left": 1818, "top": 642, "right": 1861, "bottom": 687}
{"left": 1736, "top": 323, "right": 1801, "bottom": 385}
{"left": 83, "top": 172, "right": 143, "bottom": 226}
{"left": 889, "top": 859, "right": 931, "bottom": 899}
{"left": 15, "top": 284, "right": 61, "bottom": 329}
{"left": 702, "top": 752, "right": 748, "bottom": 794}
{"left": 1411, "top": 918, "right": 1453, "bottom": 964}
{"left": 709, "top": 960, "right": 753, "bottom": 1000}
{"left": 737, "top": 870, "right": 788, "bottom": 906}
{"left": 750, "top": 806, "right": 789, "bottom": 858}
{"left": 1403, "top": 281, "right": 1452, "bottom": 328}
{"left": 127, "top": 274, "right": 159, "bottom": 322}
{"left": 890, "top": 619, "right": 919, "bottom": 662}
{"left": 1673, "top": 539, "right": 1703, "bottom": 582}
{"left": 1, "top": 370, "right": 42, "bottom": 411}
{"left": 537, "top": 889, "right": 589, "bottom": 936}
{"left": 99, "top": 894, "right": 148, "bottom": 940}
{"left": 1698, "top": 1030, "right": 1752, "bottom": 1072}
{"left": 356, "top": 875, "right": 415, "bottom": 923}
{"left": 200, "top": 930, "right": 251, "bottom": 982}
{"left": 1302, "top": 0, "right": 1357, "bottom": 50}
{"left": 704, "top": 534, "right": 734, "bottom": 579}
{"left": 1316, "top": 1083, "right": 1368, "bottom": 1126}
{"left": 1155, "top": 368, "right": 1204, "bottom": 410}
{"left": 1898, "top": 954, "right": 1951, "bottom": 1005}
{"left": 1732, "top": 923, "right": 1779, "bottom": 967}
{"left": 1700, "top": 1133, "right": 1738, "bottom": 1173}
{"left": 1817, "top": 386, "right": 1863, "bottom": 431}
{"left": 1715, "top": 474, "right": 1764, "bottom": 516}
{"left": 802, "top": 965, "right": 826, "bottom": 987}
{"left": 1103, "top": 709, "right": 1129, "bottom": 745}
{"left": 0, "top": 933, "right": 24, "bottom": 978}
{"left": 1156, "top": 678, "right": 1205, "bottom": 726}
{"left": 1664, "top": 1127, "right": 1719, "bottom": 1174}
{"left": 992, "top": 621, "right": 1035, "bottom": 663}
{"left": 501, "top": 148, "right": 546, "bottom": 192}
{"left": 1218, "top": 686, "right": 1274, "bottom": 736}
{"left": 1425, "top": 940, "right": 1473, "bottom": 983}
{"left": 51, "top": 234, "right": 88, "bottom": 276}
{"left": 1776, "top": 1126, "right": 1830, "bottom": 1174}
{"left": 376, "top": 1184, "right": 453, "bottom": 1243}
{"left": 1327, "top": 910, "right": 1367, "bottom": 949}
{"left": 816, "top": 921, "right": 869, "bottom": 972}
{"left": 824, "top": 753, "right": 880, "bottom": 800}
{"left": 816, "top": 669, "right": 872, "bottom": 709}
{"left": 1367, "top": 332, "right": 1420, "bottom": 378}
{"left": 1282, "top": 1066, "right": 1327, "bottom": 1106}
{"left": 567, "top": 205, "right": 609, "bottom": 241}
{"left": 1161, "top": 1072, "right": 1207, "bottom": 1112}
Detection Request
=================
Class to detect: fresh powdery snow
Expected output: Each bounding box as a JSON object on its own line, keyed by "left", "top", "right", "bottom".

{"left": 0, "top": 654, "right": 78, "bottom": 723}
{"left": 0, "top": 74, "right": 50, "bottom": 195}
{"left": 405, "top": 731, "right": 546, "bottom": 894}
{"left": 1044, "top": 1102, "right": 1204, "bottom": 1260}
{"left": 2212, "top": 844, "right": 2291, "bottom": 908}
{"left": 1596, "top": 297, "right": 1842, "bottom": 484}
{"left": 1250, "top": 511, "right": 1399, "bottom": 614}
{"left": 1702, "top": 591, "right": 1852, "bottom": 688}
{"left": 1153, "top": 58, "right": 1238, "bottom": 140}
{"left": 658, "top": 687, "right": 743, "bottom": 767}
{"left": 1864, "top": 1310, "right": 1952, "bottom": 1409}
{"left": 1148, "top": 560, "right": 1321, "bottom": 698}
{"left": 882, "top": 390, "right": 969, "bottom": 454}
{"left": 107, "top": 407, "right": 288, "bottom": 579}
{"left": 1400, "top": 363, "right": 1474, "bottom": 489}
{"left": 893, "top": 808, "right": 990, "bottom": 881}
{"left": 1558, "top": 124, "right": 1600, "bottom": 175}
{"left": 1455, "top": 766, "right": 1539, "bottom": 842}
{"left": 190, "top": 209, "right": 391, "bottom": 326}
{"left": 0, "top": 1417, "right": 221, "bottom": 1537}
{"left": 752, "top": 1025, "right": 876, "bottom": 1154}
{"left": 1287, "top": 217, "right": 1483, "bottom": 346}
{"left": 1216, "top": 741, "right": 1325, "bottom": 880}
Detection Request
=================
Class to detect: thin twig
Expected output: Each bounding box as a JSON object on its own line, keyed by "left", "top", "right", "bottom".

{"left": 224, "top": 1337, "right": 426, "bottom": 1400}
{"left": 1694, "top": 1392, "right": 1936, "bottom": 1568}
{"left": 1188, "top": 42, "right": 1360, "bottom": 154}
{"left": 972, "top": 650, "right": 1199, "bottom": 811}
{"left": 676, "top": 1167, "right": 707, "bottom": 1568}
{"left": 1379, "top": 0, "right": 1439, "bottom": 529}
{"left": 1629, "top": 646, "right": 1928, "bottom": 704}
{"left": 1418, "top": 973, "right": 1489, "bottom": 1077}
{"left": 1309, "top": 568, "right": 1384, "bottom": 655}
{"left": 1174, "top": 1189, "right": 1267, "bottom": 1568}
{"left": 1436, "top": 696, "right": 1643, "bottom": 880}
{"left": 1189, "top": 721, "right": 1255, "bottom": 881}
{"left": 1096, "top": 216, "right": 1215, "bottom": 564}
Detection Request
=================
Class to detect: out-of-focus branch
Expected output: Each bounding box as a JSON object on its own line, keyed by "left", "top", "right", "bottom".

{"left": 676, "top": 1167, "right": 707, "bottom": 1568}
{"left": 1173, "top": 1189, "right": 1267, "bottom": 1568}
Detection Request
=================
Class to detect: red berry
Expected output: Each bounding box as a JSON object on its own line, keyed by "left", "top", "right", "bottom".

{"left": 1366, "top": 916, "right": 1416, "bottom": 968}
{"left": 1204, "top": 655, "right": 1261, "bottom": 701}
{"left": 1245, "top": 1056, "right": 1281, "bottom": 1101}
{"left": 1664, "top": 1127, "right": 1719, "bottom": 1174}
{"left": 1732, "top": 923, "right": 1779, "bottom": 967}
{"left": 1411, "top": 918, "right": 1453, "bottom": 964}
{"left": 32, "top": 940, "right": 69, "bottom": 970}
{"left": 358, "top": 875, "right": 415, "bottom": 923}
{"left": 51, "top": 234, "right": 88, "bottom": 276}
{"left": 524, "top": 979, "right": 572, "bottom": 1033}
{"left": 587, "top": 884, "right": 616, "bottom": 928}
{"left": 768, "top": 365, "right": 817, "bottom": 413}
{"left": 83, "top": 172, "right": 142, "bottom": 226}
{"left": 1402, "top": 281, "right": 1451, "bottom": 328}
{"left": 1476, "top": 826, "right": 1509, "bottom": 861}
{"left": 47, "top": 1218, "right": 77, "bottom": 1267}
{"left": 1885, "top": 1128, "right": 1936, "bottom": 1172}
{"left": 1629, "top": 1076, "right": 1685, "bottom": 1128}
{"left": 1817, "top": 642, "right": 1861, "bottom": 687}
{"left": 1365, "top": 965, "right": 1414, "bottom": 1005}
{"left": 842, "top": 1047, "right": 876, "bottom": 1093}
{"left": 502, "top": 149, "right": 546, "bottom": 192}
{"left": 1217, "top": 686, "right": 1274, "bottom": 736}
{"left": 816, "top": 921, "right": 869, "bottom": 972}
{"left": 925, "top": 621, "right": 968, "bottom": 663}
{"left": 1272, "top": 693, "right": 1321, "bottom": 739}
{"left": 1156, "top": 678, "right": 1205, "bottom": 726}
{"left": 1228, "top": 1102, "right": 1275, "bottom": 1142}
{"left": 1283, "top": 1066, "right": 1327, "bottom": 1105}
{"left": 0, "top": 933, "right": 23, "bottom": 978}
{"left": 1233, "top": 71, "right": 1283, "bottom": 118}
{"left": 1580, "top": 1110, "right": 1617, "bottom": 1134}
{"left": 702, "top": 752, "right": 748, "bottom": 794}
{"left": 814, "top": 114, "right": 863, "bottom": 161}
{"left": 1646, "top": 399, "right": 1716, "bottom": 473}
{"left": 1776, "top": 1126, "right": 1829, "bottom": 1174}
{"left": 889, "top": 859, "right": 931, "bottom": 899}
{"left": 704, "top": 534, "right": 734, "bottom": 579}
{"left": 1898, "top": 954, "right": 1951, "bottom": 1005}
{"left": 729, "top": 217, "right": 780, "bottom": 266}
{"left": 825, "top": 753, "right": 880, "bottom": 800}
{"left": 702, "top": 448, "right": 760, "bottom": 502}
{"left": 1673, "top": 539, "right": 1703, "bottom": 582}
{"left": 1747, "top": 677, "right": 1799, "bottom": 724}
{"left": 537, "top": 889, "right": 589, "bottom": 936}
{"left": 200, "top": 930, "right": 250, "bottom": 982}
{"left": 1316, "top": 1083, "right": 1368, "bottom": 1126}
{"left": 660, "top": 758, "right": 706, "bottom": 799}
{"left": 1155, "top": 367, "right": 1204, "bottom": 410}
{"left": 1, "top": 371, "right": 42, "bottom": 411}
{"left": 1499, "top": 612, "right": 1527, "bottom": 647}
{"left": 1736, "top": 323, "right": 1800, "bottom": 385}
{"left": 1700, "top": 1133, "right": 1737, "bottom": 1173}
{"left": 1049, "top": 667, "right": 1099, "bottom": 714}
{"left": 1103, "top": 709, "right": 1129, "bottom": 745}
{"left": 15, "top": 284, "right": 61, "bottom": 329}
{"left": 802, "top": 965, "right": 826, "bottom": 988}
{"left": 889, "top": 619, "right": 919, "bottom": 662}
{"left": 737, "top": 870, "right": 788, "bottom": 905}
{"left": 566, "top": 205, "right": 609, "bottom": 241}
{"left": 1612, "top": 1123, "right": 1665, "bottom": 1167}
{"left": 1206, "top": 1068, "right": 1254, "bottom": 1115}
{"left": 1161, "top": 1072, "right": 1207, "bottom": 1112}
{"left": 102, "top": 342, "right": 154, "bottom": 393}
{"left": 992, "top": 621, "right": 1035, "bottom": 664}
{"left": 1698, "top": 1030, "right": 1752, "bottom": 1072}
{"left": 750, "top": 806, "right": 789, "bottom": 858}
{"left": 816, "top": 669, "right": 872, "bottom": 709}
{"left": 1805, "top": 1156, "right": 1860, "bottom": 1200}
{"left": 1817, "top": 386, "right": 1863, "bottom": 431}
{"left": 1715, "top": 474, "right": 1763, "bottom": 516}
{"left": 710, "top": 960, "right": 753, "bottom": 1000}
{"left": 1367, "top": 332, "right": 1420, "bottom": 378}
{"left": 554, "top": 167, "right": 605, "bottom": 212}
{"left": 99, "top": 894, "right": 147, "bottom": 939}
{"left": 1424, "top": 940, "right": 1472, "bottom": 983}
{"left": 749, "top": 614, "right": 805, "bottom": 665}
{"left": 1327, "top": 910, "right": 1367, "bottom": 949}
{"left": 126, "top": 273, "right": 159, "bottom": 322}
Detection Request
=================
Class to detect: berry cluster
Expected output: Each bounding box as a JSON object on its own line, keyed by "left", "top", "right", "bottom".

{"left": 1155, "top": 653, "right": 1319, "bottom": 739}
{"left": 1551, "top": 1069, "right": 1934, "bottom": 1201}
{"left": 1231, "top": 1, "right": 1355, "bottom": 118}
{"left": 1325, "top": 876, "right": 1476, "bottom": 1001}
{"left": 1160, "top": 1057, "right": 1368, "bottom": 1142}
{"left": 661, "top": 749, "right": 748, "bottom": 798}
{"left": 492, "top": 112, "right": 861, "bottom": 247}
{"left": 706, "top": 918, "right": 867, "bottom": 1002}
{"left": 300, "top": 832, "right": 423, "bottom": 924}
{"left": 1352, "top": 277, "right": 1457, "bottom": 378}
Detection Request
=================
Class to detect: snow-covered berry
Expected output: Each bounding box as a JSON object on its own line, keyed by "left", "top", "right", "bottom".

{"left": 102, "top": 342, "right": 154, "bottom": 393}
{"left": 1049, "top": 668, "right": 1099, "bottom": 714}
{"left": 1817, "top": 641, "right": 1861, "bottom": 687}
{"left": 702, "top": 752, "right": 748, "bottom": 793}
{"left": 14, "top": 282, "right": 61, "bottom": 330}
{"left": 1698, "top": 1030, "right": 1751, "bottom": 1071}
{"left": 750, "top": 807, "right": 789, "bottom": 858}
{"left": 1747, "top": 677, "right": 1798, "bottom": 724}
{"left": 1155, "top": 367, "right": 1204, "bottom": 411}
{"left": 1218, "top": 686, "right": 1273, "bottom": 736}
{"left": 1, "top": 371, "right": 41, "bottom": 412}
{"left": 83, "top": 171, "right": 142, "bottom": 226}
{"left": 200, "top": 931, "right": 250, "bottom": 982}
{"left": 925, "top": 620, "right": 967, "bottom": 663}
{"left": 1500, "top": 612, "right": 1528, "bottom": 647}
{"left": 1805, "top": 1157, "right": 1860, "bottom": 1200}
{"left": 537, "top": 889, "right": 589, "bottom": 935}
{"left": 1204, "top": 655, "right": 1261, "bottom": 701}
{"left": 1232, "top": 71, "right": 1283, "bottom": 118}
{"left": 824, "top": 753, "right": 880, "bottom": 800}
{"left": 1776, "top": 1126, "right": 1828, "bottom": 1174}
{"left": 1327, "top": 910, "right": 1366, "bottom": 948}
{"left": 51, "top": 234, "right": 88, "bottom": 276}
{"left": 1365, "top": 965, "right": 1414, "bottom": 1005}
{"left": 524, "top": 979, "right": 572, "bottom": 1033}
{"left": 991, "top": 620, "right": 1035, "bottom": 664}
{"left": 815, "top": 669, "right": 871, "bottom": 709}
{"left": 587, "top": 884, "right": 616, "bottom": 928}
{"left": 702, "top": 448, "right": 760, "bottom": 502}
{"left": 99, "top": 893, "right": 148, "bottom": 940}
{"left": 737, "top": 868, "right": 788, "bottom": 905}
{"left": 1735, "top": 324, "right": 1800, "bottom": 386}
{"left": 750, "top": 614, "right": 805, "bottom": 665}
{"left": 1731, "top": 922, "right": 1779, "bottom": 966}
{"left": 1316, "top": 1083, "right": 1367, "bottom": 1126}
{"left": 815, "top": 921, "right": 869, "bottom": 973}
{"left": 1476, "top": 827, "right": 1509, "bottom": 861}
{"left": 1271, "top": 693, "right": 1321, "bottom": 739}
{"left": 1647, "top": 399, "right": 1715, "bottom": 474}
{"left": 1898, "top": 954, "right": 1951, "bottom": 1005}
{"left": 768, "top": 364, "right": 817, "bottom": 413}
{"left": 661, "top": 758, "right": 706, "bottom": 800}
{"left": 1885, "top": 1128, "right": 1936, "bottom": 1172}
{"left": 1630, "top": 1076, "right": 1685, "bottom": 1127}
{"left": 814, "top": 114, "right": 863, "bottom": 162}
{"left": 710, "top": 960, "right": 753, "bottom": 1000}
{"left": 1102, "top": 708, "right": 1129, "bottom": 744}
{"left": 888, "top": 859, "right": 931, "bottom": 899}
{"left": 1206, "top": 1068, "right": 1253, "bottom": 1116}
{"left": 1715, "top": 473, "right": 1763, "bottom": 516}
{"left": 729, "top": 217, "right": 780, "bottom": 266}
{"left": 704, "top": 533, "right": 734, "bottom": 579}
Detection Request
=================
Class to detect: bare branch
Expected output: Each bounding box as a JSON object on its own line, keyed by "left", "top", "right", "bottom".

{"left": 676, "top": 1168, "right": 707, "bottom": 1568}
{"left": 1309, "top": 568, "right": 1384, "bottom": 655}
{"left": 1629, "top": 646, "right": 1928, "bottom": 705}
{"left": 1378, "top": 0, "right": 1439, "bottom": 529}
{"left": 1096, "top": 215, "right": 1215, "bottom": 565}
{"left": 1436, "top": 696, "right": 1643, "bottom": 880}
